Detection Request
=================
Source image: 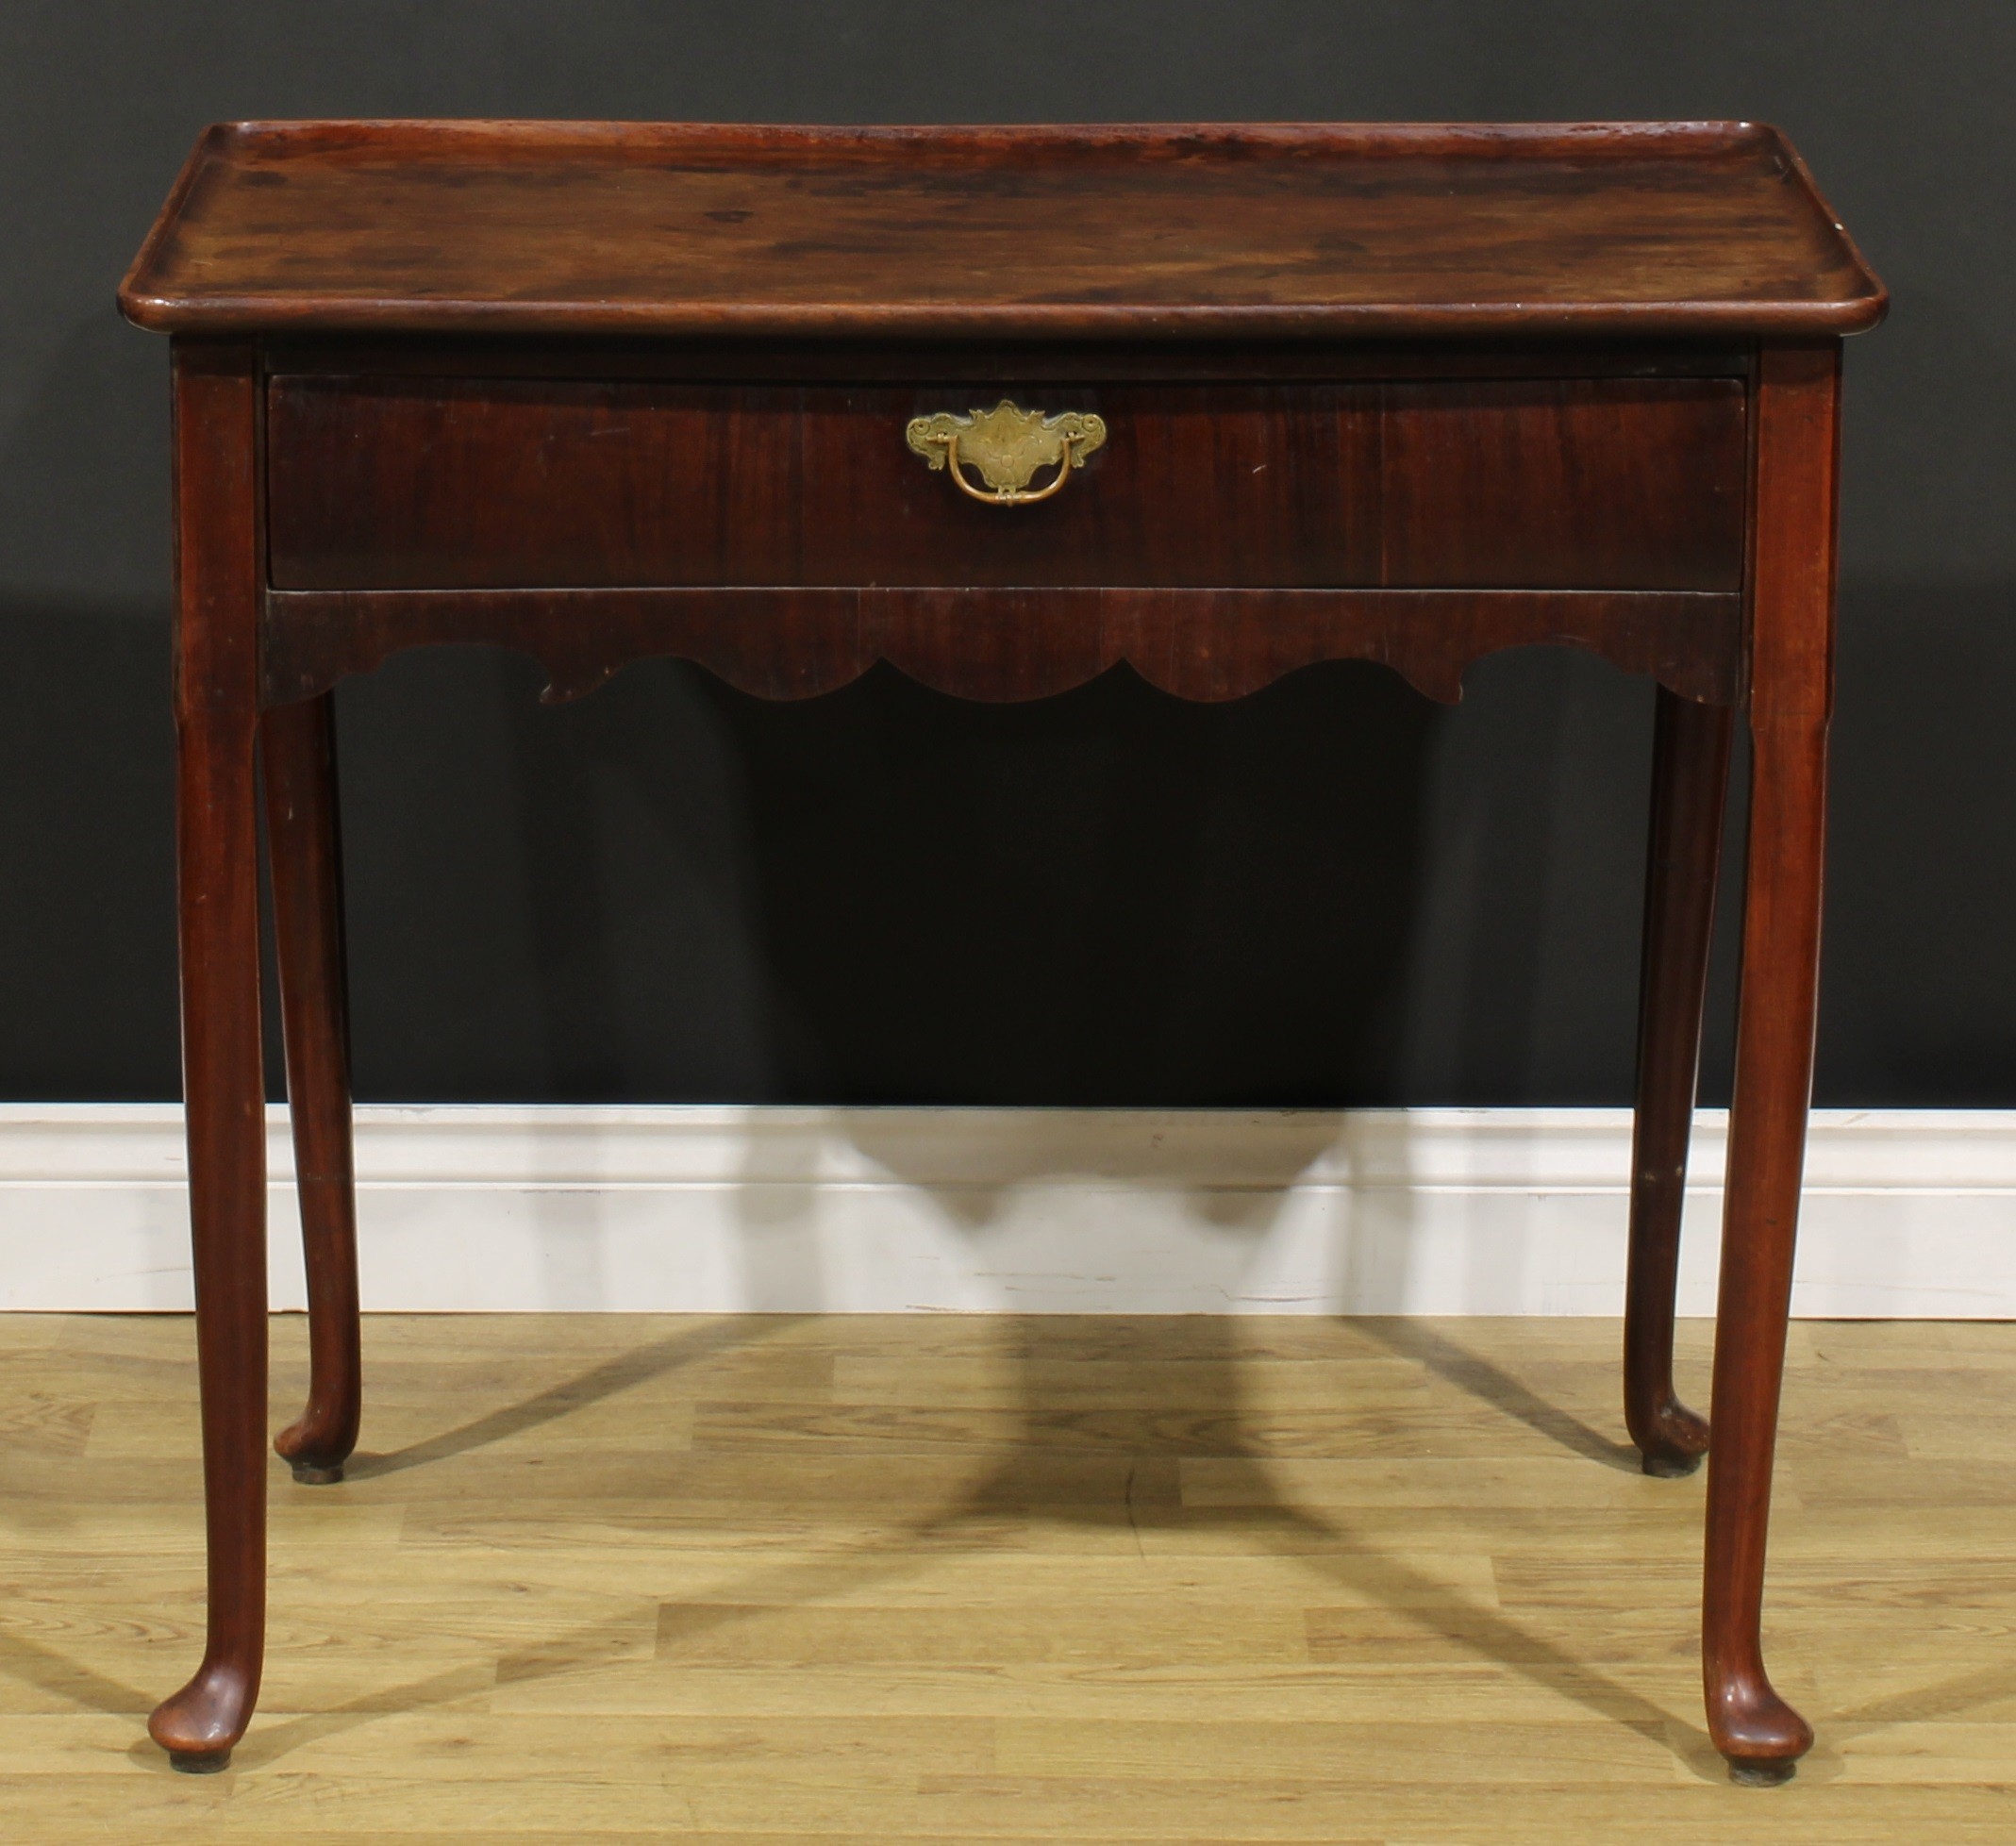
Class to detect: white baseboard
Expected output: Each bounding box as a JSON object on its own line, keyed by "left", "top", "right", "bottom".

{"left": 1, "top": 1105, "right": 2011, "bottom": 1316}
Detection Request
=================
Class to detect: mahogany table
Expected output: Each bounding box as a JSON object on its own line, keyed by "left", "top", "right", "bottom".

{"left": 120, "top": 120, "right": 1885, "bottom": 1781}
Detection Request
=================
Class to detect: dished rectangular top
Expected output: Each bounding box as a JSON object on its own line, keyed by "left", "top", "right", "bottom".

{"left": 120, "top": 120, "right": 1886, "bottom": 341}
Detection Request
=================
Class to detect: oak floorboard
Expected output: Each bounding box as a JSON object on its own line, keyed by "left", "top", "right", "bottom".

{"left": 1, "top": 1312, "right": 2012, "bottom": 1840}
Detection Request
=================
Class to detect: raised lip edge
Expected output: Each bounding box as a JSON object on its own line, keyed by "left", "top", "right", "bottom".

{"left": 119, "top": 118, "right": 1888, "bottom": 337}
{"left": 1750, "top": 122, "right": 1888, "bottom": 331}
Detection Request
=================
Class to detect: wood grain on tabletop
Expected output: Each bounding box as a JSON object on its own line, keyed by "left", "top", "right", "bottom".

{"left": 119, "top": 121, "right": 1887, "bottom": 340}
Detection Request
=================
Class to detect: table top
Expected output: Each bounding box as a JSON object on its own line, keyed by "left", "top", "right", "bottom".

{"left": 120, "top": 120, "right": 1885, "bottom": 342}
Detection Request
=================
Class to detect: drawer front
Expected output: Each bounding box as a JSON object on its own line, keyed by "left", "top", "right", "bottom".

{"left": 266, "top": 375, "right": 1745, "bottom": 593}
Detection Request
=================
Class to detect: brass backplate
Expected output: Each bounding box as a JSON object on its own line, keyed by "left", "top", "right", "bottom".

{"left": 906, "top": 399, "right": 1107, "bottom": 501}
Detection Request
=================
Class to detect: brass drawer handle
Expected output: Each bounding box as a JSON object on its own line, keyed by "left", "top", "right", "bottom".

{"left": 906, "top": 399, "right": 1107, "bottom": 506}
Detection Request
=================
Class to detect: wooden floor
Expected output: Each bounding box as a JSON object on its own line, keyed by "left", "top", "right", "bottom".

{"left": 2, "top": 1313, "right": 2014, "bottom": 1841}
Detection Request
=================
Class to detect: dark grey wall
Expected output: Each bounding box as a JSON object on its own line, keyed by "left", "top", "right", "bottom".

{"left": 2, "top": 2, "right": 2011, "bottom": 1106}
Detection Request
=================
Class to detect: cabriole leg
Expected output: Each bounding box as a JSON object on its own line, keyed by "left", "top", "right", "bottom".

{"left": 148, "top": 341, "right": 268, "bottom": 1772}
{"left": 263, "top": 692, "right": 361, "bottom": 1483}
{"left": 1624, "top": 688, "right": 1733, "bottom": 1475}
{"left": 1704, "top": 713, "right": 1825, "bottom": 1782}
{"left": 1702, "top": 340, "right": 1841, "bottom": 1785}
